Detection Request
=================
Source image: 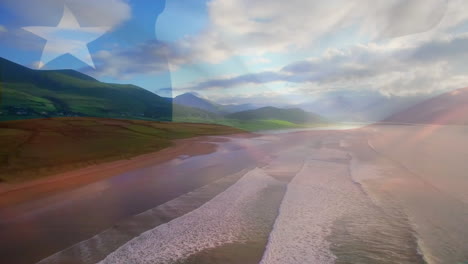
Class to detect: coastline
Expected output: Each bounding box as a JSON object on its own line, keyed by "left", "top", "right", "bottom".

{"left": 0, "top": 126, "right": 467, "bottom": 264}
{"left": 0, "top": 134, "right": 250, "bottom": 208}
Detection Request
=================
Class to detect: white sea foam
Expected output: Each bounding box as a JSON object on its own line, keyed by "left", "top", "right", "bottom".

{"left": 99, "top": 168, "right": 280, "bottom": 264}
{"left": 261, "top": 150, "right": 366, "bottom": 264}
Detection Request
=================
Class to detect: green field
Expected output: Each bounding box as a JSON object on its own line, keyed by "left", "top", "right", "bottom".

{"left": 173, "top": 116, "right": 307, "bottom": 131}
{"left": 0, "top": 117, "right": 245, "bottom": 183}
{"left": 173, "top": 106, "right": 328, "bottom": 131}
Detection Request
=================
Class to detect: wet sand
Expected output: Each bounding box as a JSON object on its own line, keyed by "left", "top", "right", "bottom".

{"left": 0, "top": 136, "right": 235, "bottom": 208}
{"left": 358, "top": 125, "right": 468, "bottom": 263}
{"left": 0, "top": 134, "right": 256, "bottom": 264}
{"left": 0, "top": 131, "right": 320, "bottom": 264}
{"left": 1, "top": 125, "right": 467, "bottom": 264}
{"left": 38, "top": 169, "right": 251, "bottom": 264}
{"left": 367, "top": 124, "right": 468, "bottom": 204}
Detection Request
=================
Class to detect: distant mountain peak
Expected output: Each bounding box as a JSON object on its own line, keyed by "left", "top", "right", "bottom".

{"left": 385, "top": 87, "right": 468, "bottom": 125}
{"left": 226, "top": 106, "right": 324, "bottom": 124}
{"left": 180, "top": 92, "right": 205, "bottom": 98}
{"left": 174, "top": 92, "right": 225, "bottom": 114}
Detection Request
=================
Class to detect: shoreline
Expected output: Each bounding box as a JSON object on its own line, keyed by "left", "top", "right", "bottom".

{"left": 0, "top": 133, "right": 250, "bottom": 208}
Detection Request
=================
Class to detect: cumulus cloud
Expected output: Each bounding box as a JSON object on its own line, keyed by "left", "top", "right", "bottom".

{"left": 372, "top": 0, "right": 448, "bottom": 39}
{"left": 82, "top": 0, "right": 468, "bottom": 79}
{"left": 169, "top": 0, "right": 455, "bottom": 65}
{"left": 2, "top": 0, "right": 131, "bottom": 27}
{"left": 66, "top": 0, "right": 131, "bottom": 27}
{"left": 183, "top": 32, "right": 468, "bottom": 96}
{"left": 189, "top": 71, "right": 284, "bottom": 90}
{"left": 89, "top": 41, "right": 175, "bottom": 79}
{"left": 60, "top": 0, "right": 468, "bottom": 100}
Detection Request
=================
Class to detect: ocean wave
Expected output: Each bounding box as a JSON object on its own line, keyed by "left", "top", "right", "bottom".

{"left": 37, "top": 169, "right": 248, "bottom": 264}
{"left": 261, "top": 152, "right": 360, "bottom": 264}
{"left": 99, "top": 168, "right": 281, "bottom": 264}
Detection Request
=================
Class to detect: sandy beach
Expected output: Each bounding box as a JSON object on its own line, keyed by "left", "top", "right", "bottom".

{"left": 0, "top": 135, "right": 245, "bottom": 208}
{"left": 0, "top": 134, "right": 255, "bottom": 264}
{"left": 1, "top": 126, "right": 467, "bottom": 264}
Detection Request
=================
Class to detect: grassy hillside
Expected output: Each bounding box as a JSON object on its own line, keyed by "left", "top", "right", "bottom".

{"left": 0, "top": 57, "right": 326, "bottom": 132}
{"left": 173, "top": 106, "right": 328, "bottom": 131}
{"left": 0, "top": 117, "right": 245, "bottom": 182}
{"left": 173, "top": 104, "right": 221, "bottom": 121}
{"left": 174, "top": 93, "right": 227, "bottom": 115}
{"left": 216, "top": 119, "right": 305, "bottom": 131}
{"left": 226, "top": 107, "right": 325, "bottom": 124}
{"left": 0, "top": 57, "right": 172, "bottom": 121}
{"left": 174, "top": 93, "right": 258, "bottom": 114}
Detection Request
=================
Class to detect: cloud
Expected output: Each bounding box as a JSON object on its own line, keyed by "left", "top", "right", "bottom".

{"left": 373, "top": 0, "right": 448, "bottom": 39}
{"left": 410, "top": 33, "right": 468, "bottom": 63}
{"left": 66, "top": 0, "right": 131, "bottom": 27}
{"left": 182, "top": 32, "right": 468, "bottom": 96}
{"left": 77, "top": 0, "right": 468, "bottom": 81}
{"left": 2, "top": 0, "right": 131, "bottom": 27}
{"left": 90, "top": 41, "right": 172, "bottom": 79}
{"left": 0, "top": 25, "right": 7, "bottom": 33}
{"left": 190, "top": 71, "right": 284, "bottom": 90}
{"left": 166, "top": 0, "right": 456, "bottom": 65}
{"left": 48, "top": 0, "right": 468, "bottom": 101}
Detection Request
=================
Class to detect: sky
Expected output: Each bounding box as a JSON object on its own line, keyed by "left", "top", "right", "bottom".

{"left": 1, "top": 0, "right": 468, "bottom": 105}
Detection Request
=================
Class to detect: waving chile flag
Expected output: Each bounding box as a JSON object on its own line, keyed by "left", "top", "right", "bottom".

{"left": 0, "top": 0, "right": 173, "bottom": 121}
{"left": 3, "top": 0, "right": 468, "bottom": 264}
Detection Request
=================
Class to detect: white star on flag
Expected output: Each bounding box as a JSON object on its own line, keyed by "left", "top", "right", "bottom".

{"left": 23, "top": 5, "right": 109, "bottom": 69}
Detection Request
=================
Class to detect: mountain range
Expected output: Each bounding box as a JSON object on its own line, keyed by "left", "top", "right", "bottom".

{"left": 0, "top": 57, "right": 324, "bottom": 130}
{"left": 2, "top": 56, "right": 467, "bottom": 127}
{"left": 293, "top": 91, "right": 430, "bottom": 122}
{"left": 385, "top": 87, "right": 468, "bottom": 125}
{"left": 226, "top": 106, "right": 324, "bottom": 124}
{"left": 174, "top": 90, "right": 433, "bottom": 123}
{"left": 173, "top": 93, "right": 257, "bottom": 115}
{"left": 172, "top": 93, "right": 327, "bottom": 129}
{"left": 0, "top": 57, "right": 173, "bottom": 121}
{"left": 174, "top": 93, "right": 224, "bottom": 114}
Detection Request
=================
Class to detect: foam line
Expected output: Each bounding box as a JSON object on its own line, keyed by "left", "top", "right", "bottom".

{"left": 99, "top": 168, "right": 280, "bottom": 264}
{"left": 261, "top": 151, "right": 361, "bottom": 264}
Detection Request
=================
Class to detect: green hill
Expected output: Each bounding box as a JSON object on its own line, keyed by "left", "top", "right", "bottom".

{"left": 174, "top": 92, "right": 258, "bottom": 114}
{"left": 0, "top": 57, "right": 326, "bottom": 131}
{"left": 174, "top": 93, "right": 227, "bottom": 115}
{"left": 172, "top": 104, "right": 222, "bottom": 122}
{"left": 226, "top": 106, "right": 325, "bottom": 124}
{"left": 173, "top": 105, "right": 328, "bottom": 131}
{"left": 174, "top": 103, "right": 328, "bottom": 131}
{"left": 0, "top": 57, "right": 172, "bottom": 121}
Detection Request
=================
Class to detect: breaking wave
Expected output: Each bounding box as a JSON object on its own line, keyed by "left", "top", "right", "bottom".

{"left": 99, "top": 168, "right": 282, "bottom": 264}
